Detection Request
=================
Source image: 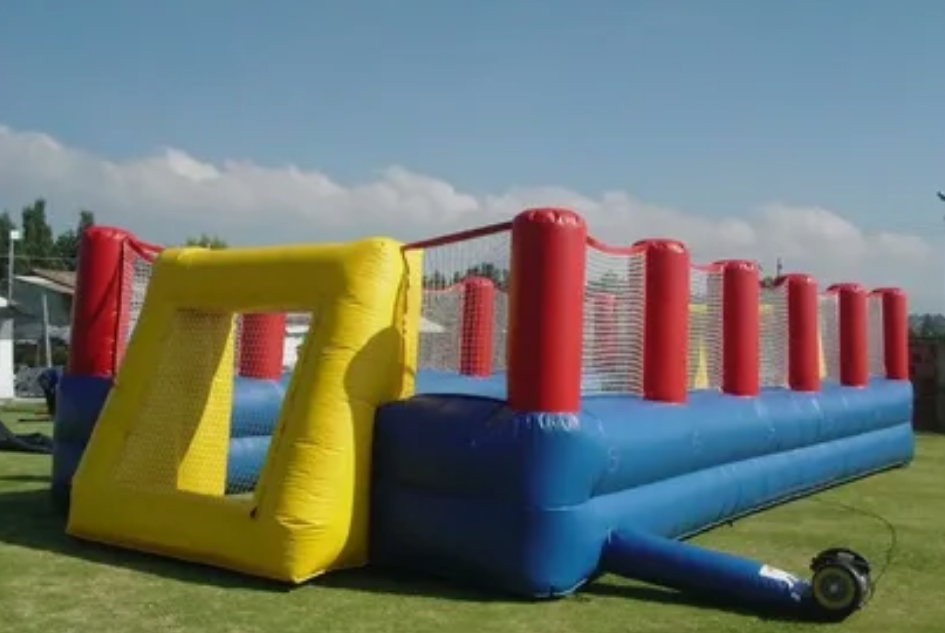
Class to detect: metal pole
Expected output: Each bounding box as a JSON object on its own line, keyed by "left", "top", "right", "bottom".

{"left": 6, "top": 234, "right": 13, "bottom": 302}
{"left": 41, "top": 292, "right": 52, "bottom": 366}
{"left": 938, "top": 193, "right": 945, "bottom": 316}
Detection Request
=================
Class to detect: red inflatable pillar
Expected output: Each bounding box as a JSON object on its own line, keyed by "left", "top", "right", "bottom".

{"left": 68, "top": 227, "right": 134, "bottom": 377}
{"left": 827, "top": 283, "right": 869, "bottom": 387}
{"left": 871, "top": 287, "right": 909, "bottom": 380}
{"left": 717, "top": 260, "right": 760, "bottom": 396}
{"left": 782, "top": 274, "right": 820, "bottom": 392}
{"left": 239, "top": 313, "right": 287, "bottom": 379}
{"left": 460, "top": 277, "right": 495, "bottom": 376}
{"left": 507, "top": 208, "right": 587, "bottom": 412}
{"left": 636, "top": 239, "right": 690, "bottom": 404}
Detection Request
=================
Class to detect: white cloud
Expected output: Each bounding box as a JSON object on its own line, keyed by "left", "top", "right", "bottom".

{"left": 0, "top": 124, "right": 939, "bottom": 311}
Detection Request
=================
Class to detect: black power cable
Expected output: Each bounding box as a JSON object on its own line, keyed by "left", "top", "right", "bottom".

{"left": 805, "top": 496, "right": 899, "bottom": 606}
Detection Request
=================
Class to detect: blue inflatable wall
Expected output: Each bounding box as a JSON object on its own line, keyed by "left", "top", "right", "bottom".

{"left": 370, "top": 371, "right": 914, "bottom": 598}
{"left": 52, "top": 375, "right": 113, "bottom": 504}
{"left": 52, "top": 372, "right": 290, "bottom": 502}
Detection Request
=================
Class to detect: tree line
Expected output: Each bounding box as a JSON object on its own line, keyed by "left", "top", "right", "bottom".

{"left": 910, "top": 314, "right": 945, "bottom": 339}
{"left": 420, "top": 267, "right": 782, "bottom": 293}
{"left": 422, "top": 263, "right": 509, "bottom": 290}
{"left": 0, "top": 198, "right": 229, "bottom": 286}
{"left": 0, "top": 200, "right": 94, "bottom": 279}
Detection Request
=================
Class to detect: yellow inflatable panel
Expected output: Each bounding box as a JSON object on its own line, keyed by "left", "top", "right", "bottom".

{"left": 67, "top": 239, "right": 422, "bottom": 583}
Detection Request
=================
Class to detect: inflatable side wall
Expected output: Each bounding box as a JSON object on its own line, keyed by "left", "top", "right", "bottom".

{"left": 369, "top": 208, "right": 914, "bottom": 597}
{"left": 371, "top": 378, "right": 912, "bottom": 596}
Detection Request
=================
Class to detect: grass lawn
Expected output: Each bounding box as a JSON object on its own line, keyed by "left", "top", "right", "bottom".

{"left": 1, "top": 411, "right": 944, "bottom": 633}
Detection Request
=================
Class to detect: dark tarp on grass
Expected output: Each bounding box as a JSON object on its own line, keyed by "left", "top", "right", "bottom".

{"left": 0, "top": 418, "right": 52, "bottom": 454}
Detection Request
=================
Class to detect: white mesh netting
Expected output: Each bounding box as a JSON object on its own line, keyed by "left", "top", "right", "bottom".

{"left": 688, "top": 265, "right": 724, "bottom": 391}
{"left": 118, "top": 241, "right": 159, "bottom": 366}
{"left": 759, "top": 284, "right": 789, "bottom": 387}
{"left": 582, "top": 244, "right": 645, "bottom": 395}
{"left": 411, "top": 228, "right": 511, "bottom": 375}
{"left": 818, "top": 293, "right": 841, "bottom": 382}
{"left": 867, "top": 293, "right": 885, "bottom": 377}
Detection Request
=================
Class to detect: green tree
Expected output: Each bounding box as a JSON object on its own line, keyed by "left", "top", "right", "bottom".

{"left": 0, "top": 202, "right": 96, "bottom": 294}
{"left": 185, "top": 233, "right": 228, "bottom": 249}
{"left": 588, "top": 271, "right": 622, "bottom": 294}
{"left": 78, "top": 209, "right": 95, "bottom": 234}
{"left": 460, "top": 262, "right": 510, "bottom": 290}
{"left": 53, "top": 209, "right": 96, "bottom": 271}
{"left": 423, "top": 270, "right": 449, "bottom": 289}
{"left": 917, "top": 314, "right": 945, "bottom": 338}
{"left": 20, "top": 199, "right": 57, "bottom": 272}
{"left": 421, "top": 263, "right": 510, "bottom": 291}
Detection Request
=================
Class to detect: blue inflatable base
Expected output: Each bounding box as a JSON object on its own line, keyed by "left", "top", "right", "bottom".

{"left": 226, "top": 435, "right": 272, "bottom": 494}
{"left": 371, "top": 373, "right": 914, "bottom": 598}
{"left": 51, "top": 375, "right": 113, "bottom": 504}
{"left": 52, "top": 366, "right": 914, "bottom": 603}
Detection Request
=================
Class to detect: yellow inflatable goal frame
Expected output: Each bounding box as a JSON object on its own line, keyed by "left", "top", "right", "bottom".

{"left": 67, "top": 238, "right": 422, "bottom": 583}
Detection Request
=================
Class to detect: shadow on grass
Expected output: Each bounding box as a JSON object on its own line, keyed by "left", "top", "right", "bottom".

{"left": 0, "top": 486, "right": 821, "bottom": 621}
{"left": 0, "top": 487, "right": 507, "bottom": 603}
{"left": 582, "top": 582, "right": 809, "bottom": 623}
{"left": 0, "top": 488, "right": 291, "bottom": 593}
{"left": 312, "top": 567, "right": 522, "bottom": 604}
{"left": 0, "top": 474, "right": 51, "bottom": 483}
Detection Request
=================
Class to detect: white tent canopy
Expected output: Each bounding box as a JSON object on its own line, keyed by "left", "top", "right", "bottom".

{"left": 282, "top": 315, "right": 447, "bottom": 368}
{"left": 286, "top": 315, "right": 445, "bottom": 335}
{"left": 420, "top": 317, "right": 445, "bottom": 333}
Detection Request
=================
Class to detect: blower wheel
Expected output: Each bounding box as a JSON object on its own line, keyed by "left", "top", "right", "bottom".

{"left": 807, "top": 548, "right": 872, "bottom": 622}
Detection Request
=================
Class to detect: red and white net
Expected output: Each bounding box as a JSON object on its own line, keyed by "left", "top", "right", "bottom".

{"left": 867, "top": 293, "right": 885, "bottom": 378}
{"left": 759, "top": 284, "right": 789, "bottom": 387}
{"left": 818, "top": 292, "right": 841, "bottom": 382}
{"left": 409, "top": 227, "right": 511, "bottom": 375}
{"left": 582, "top": 243, "right": 646, "bottom": 395}
{"left": 687, "top": 265, "right": 724, "bottom": 391}
{"left": 117, "top": 238, "right": 162, "bottom": 366}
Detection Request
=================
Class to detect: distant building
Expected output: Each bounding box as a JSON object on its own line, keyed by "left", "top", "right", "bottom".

{"left": 8, "top": 269, "right": 74, "bottom": 373}
{"left": 12, "top": 268, "right": 75, "bottom": 340}
{"left": 0, "top": 297, "right": 15, "bottom": 398}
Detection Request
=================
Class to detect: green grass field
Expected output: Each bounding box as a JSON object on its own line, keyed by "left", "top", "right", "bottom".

{"left": 1, "top": 411, "right": 944, "bottom": 633}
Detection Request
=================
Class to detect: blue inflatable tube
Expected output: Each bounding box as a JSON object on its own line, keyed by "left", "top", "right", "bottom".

{"left": 227, "top": 435, "right": 272, "bottom": 494}
{"left": 602, "top": 529, "right": 810, "bottom": 608}
{"left": 230, "top": 374, "right": 290, "bottom": 437}
{"left": 601, "top": 530, "right": 877, "bottom": 620}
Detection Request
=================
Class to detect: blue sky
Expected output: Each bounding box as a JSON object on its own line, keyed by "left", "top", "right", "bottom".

{"left": 0, "top": 1, "right": 944, "bottom": 307}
